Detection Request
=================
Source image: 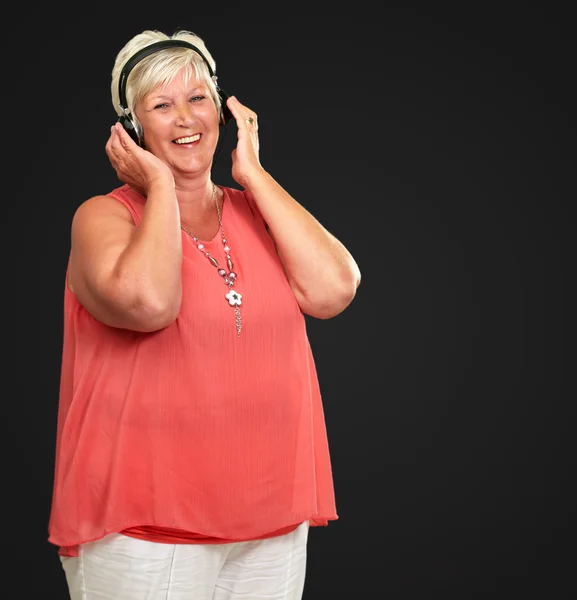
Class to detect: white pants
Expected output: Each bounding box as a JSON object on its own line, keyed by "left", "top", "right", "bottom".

{"left": 60, "top": 521, "right": 309, "bottom": 599}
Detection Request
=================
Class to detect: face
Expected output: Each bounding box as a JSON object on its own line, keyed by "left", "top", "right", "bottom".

{"left": 135, "top": 66, "right": 220, "bottom": 177}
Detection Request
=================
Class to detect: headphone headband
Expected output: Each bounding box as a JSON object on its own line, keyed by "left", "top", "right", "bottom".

{"left": 118, "top": 40, "right": 217, "bottom": 110}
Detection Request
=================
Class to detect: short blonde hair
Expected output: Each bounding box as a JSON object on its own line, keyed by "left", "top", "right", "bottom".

{"left": 110, "top": 29, "right": 222, "bottom": 130}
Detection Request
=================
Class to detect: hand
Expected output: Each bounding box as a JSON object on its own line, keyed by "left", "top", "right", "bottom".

{"left": 226, "top": 96, "right": 264, "bottom": 187}
{"left": 105, "top": 123, "right": 174, "bottom": 195}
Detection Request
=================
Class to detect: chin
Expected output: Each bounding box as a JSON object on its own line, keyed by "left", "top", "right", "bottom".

{"left": 175, "top": 161, "right": 212, "bottom": 175}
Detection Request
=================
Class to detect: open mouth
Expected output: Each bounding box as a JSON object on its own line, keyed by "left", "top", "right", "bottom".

{"left": 173, "top": 134, "right": 201, "bottom": 145}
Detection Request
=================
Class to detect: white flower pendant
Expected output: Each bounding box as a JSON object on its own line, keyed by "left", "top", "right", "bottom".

{"left": 225, "top": 290, "right": 242, "bottom": 306}
{"left": 225, "top": 289, "right": 243, "bottom": 337}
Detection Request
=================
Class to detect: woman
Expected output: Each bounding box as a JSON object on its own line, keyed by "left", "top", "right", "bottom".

{"left": 48, "top": 28, "right": 361, "bottom": 599}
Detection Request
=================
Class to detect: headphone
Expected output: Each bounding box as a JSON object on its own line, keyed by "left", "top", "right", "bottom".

{"left": 116, "top": 39, "right": 233, "bottom": 146}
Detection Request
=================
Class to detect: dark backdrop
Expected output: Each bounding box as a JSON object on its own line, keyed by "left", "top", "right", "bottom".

{"left": 5, "top": 7, "right": 573, "bottom": 599}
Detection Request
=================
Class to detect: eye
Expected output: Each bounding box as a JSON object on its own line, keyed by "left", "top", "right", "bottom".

{"left": 154, "top": 102, "right": 169, "bottom": 109}
{"left": 190, "top": 95, "right": 205, "bottom": 102}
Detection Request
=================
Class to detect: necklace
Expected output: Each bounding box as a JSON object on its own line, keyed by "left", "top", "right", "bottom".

{"left": 180, "top": 184, "right": 242, "bottom": 337}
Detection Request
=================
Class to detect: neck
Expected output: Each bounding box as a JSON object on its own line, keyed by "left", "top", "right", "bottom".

{"left": 177, "top": 180, "right": 217, "bottom": 221}
{"left": 178, "top": 182, "right": 223, "bottom": 240}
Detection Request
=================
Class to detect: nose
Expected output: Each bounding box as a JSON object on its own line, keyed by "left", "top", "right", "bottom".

{"left": 175, "top": 101, "right": 195, "bottom": 127}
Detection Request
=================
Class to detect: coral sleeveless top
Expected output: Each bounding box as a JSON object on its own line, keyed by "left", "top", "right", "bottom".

{"left": 48, "top": 184, "right": 338, "bottom": 557}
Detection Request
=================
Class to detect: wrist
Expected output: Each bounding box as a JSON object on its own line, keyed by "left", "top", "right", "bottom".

{"left": 241, "top": 166, "right": 269, "bottom": 192}
{"left": 145, "top": 176, "right": 176, "bottom": 197}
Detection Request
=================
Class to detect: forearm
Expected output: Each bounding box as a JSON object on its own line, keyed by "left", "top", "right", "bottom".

{"left": 113, "top": 181, "right": 183, "bottom": 318}
{"left": 244, "top": 169, "right": 361, "bottom": 318}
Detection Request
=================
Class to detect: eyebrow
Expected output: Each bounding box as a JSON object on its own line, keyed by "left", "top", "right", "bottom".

{"left": 149, "top": 87, "right": 206, "bottom": 101}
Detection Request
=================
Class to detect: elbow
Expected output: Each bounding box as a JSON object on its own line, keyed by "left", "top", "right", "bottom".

{"left": 91, "top": 272, "right": 181, "bottom": 332}
{"left": 136, "top": 294, "right": 181, "bottom": 332}
{"left": 323, "top": 282, "right": 359, "bottom": 318}
{"left": 352, "top": 265, "right": 361, "bottom": 291}
{"left": 136, "top": 306, "right": 179, "bottom": 332}
{"left": 300, "top": 276, "right": 360, "bottom": 320}
{"left": 333, "top": 267, "right": 361, "bottom": 312}
{"left": 112, "top": 285, "right": 181, "bottom": 332}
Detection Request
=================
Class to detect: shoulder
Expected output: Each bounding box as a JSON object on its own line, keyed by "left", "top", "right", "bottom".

{"left": 72, "top": 190, "right": 135, "bottom": 228}
{"left": 220, "top": 185, "right": 263, "bottom": 221}
{"left": 220, "top": 185, "right": 247, "bottom": 202}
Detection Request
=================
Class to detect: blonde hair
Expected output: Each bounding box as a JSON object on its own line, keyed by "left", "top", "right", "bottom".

{"left": 110, "top": 29, "right": 222, "bottom": 130}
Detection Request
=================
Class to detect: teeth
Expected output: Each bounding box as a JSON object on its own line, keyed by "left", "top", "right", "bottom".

{"left": 174, "top": 134, "right": 200, "bottom": 144}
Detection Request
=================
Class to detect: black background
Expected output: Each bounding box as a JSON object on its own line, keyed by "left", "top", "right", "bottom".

{"left": 5, "top": 6, "right": 574, "bottom": 599}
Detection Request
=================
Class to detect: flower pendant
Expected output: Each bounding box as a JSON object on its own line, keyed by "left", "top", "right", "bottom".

{"left": 225, "top": 290, "right": 242, "bottom": 306}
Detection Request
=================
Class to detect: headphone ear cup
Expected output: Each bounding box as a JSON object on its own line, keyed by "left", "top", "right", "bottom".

{"left": 117, "top": 114, "right": 142, "bottom": 146}
{"left": 218, "top": 88, "right": 233, "bottom": 125}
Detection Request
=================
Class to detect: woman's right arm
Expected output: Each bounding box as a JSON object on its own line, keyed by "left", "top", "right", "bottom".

{"left": 68, "top": 126, "right": 183, "bottom": 332}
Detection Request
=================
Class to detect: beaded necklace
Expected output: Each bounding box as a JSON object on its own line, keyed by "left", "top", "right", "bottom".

{"left": 180, "top": 184, "right": 242, "bottom": 337}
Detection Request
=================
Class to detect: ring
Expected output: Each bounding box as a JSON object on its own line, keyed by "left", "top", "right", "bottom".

{"left": 246, "top": 116, "right": 255, "bottom": 126}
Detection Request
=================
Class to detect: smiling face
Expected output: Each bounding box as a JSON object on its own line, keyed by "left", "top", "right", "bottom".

{"left": 135, "top": 66, "right": 221, "bottom": 178}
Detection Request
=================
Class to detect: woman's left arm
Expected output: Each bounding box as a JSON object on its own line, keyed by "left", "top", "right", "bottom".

{"left": 227, "top": 95, "right": 361, "bottom": 319}
{"left": 245, "top": 169, "right": 361, "bottom": 319}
